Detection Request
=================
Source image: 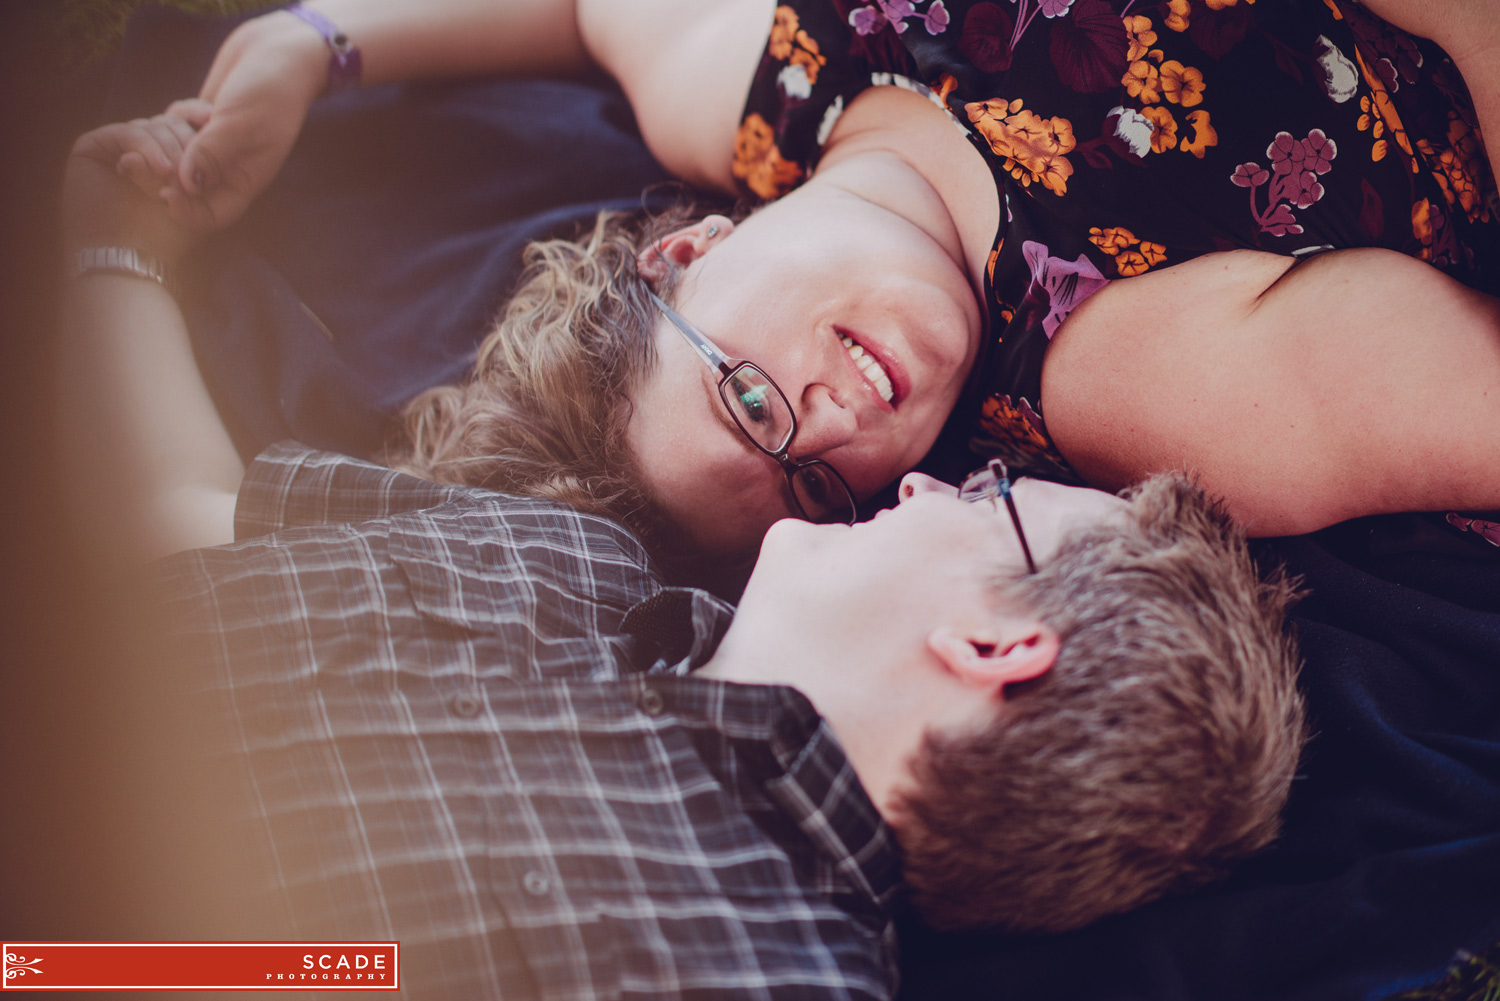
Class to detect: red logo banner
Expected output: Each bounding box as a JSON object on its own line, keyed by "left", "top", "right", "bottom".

{"left": 2, "top": 942, "right": 399, "bottom": 990}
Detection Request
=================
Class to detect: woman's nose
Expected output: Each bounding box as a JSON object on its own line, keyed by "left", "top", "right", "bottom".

{"left": 790, "top": 385, "right": 859, "bottom": 456}
{"left": 898, "top": 472, "right": 958, "bottom": 503}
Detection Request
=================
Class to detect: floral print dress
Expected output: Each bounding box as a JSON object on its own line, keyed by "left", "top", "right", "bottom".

{"left": 732, "top": 0, "right": 1500, "bottom": 505}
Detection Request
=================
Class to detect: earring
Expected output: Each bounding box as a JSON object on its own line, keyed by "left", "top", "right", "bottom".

{"left": 707, "top": 224, "right": 720, "bottom": 238}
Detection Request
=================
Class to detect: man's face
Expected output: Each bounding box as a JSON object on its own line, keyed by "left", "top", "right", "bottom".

{"left": 717, "top": 474, "right": 1130, "bottom": 811}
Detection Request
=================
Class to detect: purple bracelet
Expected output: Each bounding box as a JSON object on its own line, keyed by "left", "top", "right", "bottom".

{"left": 284, "top": 2, "right": 363, "bottom": 95}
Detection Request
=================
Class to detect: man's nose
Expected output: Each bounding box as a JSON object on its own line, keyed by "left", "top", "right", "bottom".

{"left": 789, "top": 385, "right": 859, "bottom": 457}
{"left": 898, "top": 472, "right": 958, "bottom": 502}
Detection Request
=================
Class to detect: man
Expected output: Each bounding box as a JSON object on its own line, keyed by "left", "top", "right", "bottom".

{"left": 160, "top": 440, "right": 1304, "bottom": 999}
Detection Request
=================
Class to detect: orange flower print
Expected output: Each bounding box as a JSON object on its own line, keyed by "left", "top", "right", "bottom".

{"left": 1357, "top": 95, "right": 1388, "bottom": 160}
{"left": 1142, "top": 106, "right": 1179, "bottom": 152}
{"left": 973, "top": 395, "right": 1078, "bottom": 481}
{"left": 966, "top": 98, "right": 1077, "bottom": 195}
{"left": 932, "top": 72, "right": 960, "bottom": 104}
{"left": 1159, "top": 60, "right": 1205, "bottom": 107}
{"left": 1420, "top": 113, "right": 1493, "bottom": 223}
{"left": 1088, "top": 226, "right": 1168, "bottom": 276}
{"left": 1354, "top": 48, "right": 1414, "bottom": 171}
{"left": 1411, "top": 197, "right": 1436, "bottom": 259}
{"left": 980, "top": 395, "right": 1051, "bottom": 451}
{"left": 1123, "top": 15, "right": 1158, "bottom": 62}
{"left": 789, "top": 30, "right": 827, "bottom": 85}
{"left": 1115, "top": 249, "right": 1150, "bottom": 276}
{"left": 1180, "top": 109, "right": 1218, "bottom": 158}
{"left": 768, "top": 6, "right": 799, "bottom": 60}
{"left": 1123, "top": 60, "right": 1163, "bottom": 104}
{"left": 1205, "top": 0, "right": 1253, "bottom": 8}
{"left": 1088, "top": 225, "right": 1136, "bottom": 254}
{"left": 1165, "top": 0, "right": 1191, "bottom": 32}
{"left": 1032, "top": 156, "right": 1075, "bottom": 196}
{"left": 732, "top": 114, "right": 804, "bottom": 199}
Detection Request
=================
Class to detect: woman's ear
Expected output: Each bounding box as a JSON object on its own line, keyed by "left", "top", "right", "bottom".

{"left": 926, "top": 620, "right": 1059, "bottom": 694}
{"left": 636, "top": 214, "right": 735, "bottom": 284}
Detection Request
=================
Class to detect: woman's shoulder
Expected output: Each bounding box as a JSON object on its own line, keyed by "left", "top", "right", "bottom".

{"left": 580, "top": 0, "right": 780, "bottom": 192}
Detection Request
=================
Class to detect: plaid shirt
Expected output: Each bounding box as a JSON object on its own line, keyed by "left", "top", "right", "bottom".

{"left": 160, "top": 443, "right": 901, "bottom": 1000}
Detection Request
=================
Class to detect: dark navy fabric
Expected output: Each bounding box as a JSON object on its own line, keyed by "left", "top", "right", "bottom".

{"left": 103, "top": 7, "right": 681, "bottom": 459}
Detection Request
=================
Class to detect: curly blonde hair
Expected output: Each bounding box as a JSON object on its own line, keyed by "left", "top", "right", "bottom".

{"left": 389, "top": 205, "right": 715, "bottom": 557}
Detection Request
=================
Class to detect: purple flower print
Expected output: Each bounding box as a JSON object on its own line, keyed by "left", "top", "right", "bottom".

{"left": 1291, "top": 174, "right": 1325, "bottom": 210}
{"left": 1020, "top": 241, "right": 1110, "bottom": 339}
{"left": 1267, "top": 132, "right": 1305, "bottom": 176}
{"left": 1231, "top": 163, "right": 1270, "bottom": 188}
{"left": 1038, "top": 0, "right": 1076, "bottom": 18}
{"left": 849, "top": 0, "right": 950, "bottom": 36}
{"left": 1301, "top": 129, "right": 1337, "bottom": 173}
{"left": 923, "top": 0, "right": 951, "bottom": 33}
{"left": 1230, "top": 130, "right": 1338, "bottom": 238}
{"left": 1270, "top": 129, "right": 1336, "bottom": 176}
{"left": 1258, "top": 204, "right": 1301, "bottom": 238}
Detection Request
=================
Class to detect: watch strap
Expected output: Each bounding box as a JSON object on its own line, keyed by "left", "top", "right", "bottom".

{"left": 284, "top": 2, "right": 363, "bottom": 95}
{"left": 74, "top": 247, "right": 178, "bottom": 293}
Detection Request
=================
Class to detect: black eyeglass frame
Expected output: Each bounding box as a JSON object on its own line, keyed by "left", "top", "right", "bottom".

{"left": 648, "top": 290, "right": 858, "bottom": 526}
{"left": 958, "top": 459, "right": 1038, "bottom": 574}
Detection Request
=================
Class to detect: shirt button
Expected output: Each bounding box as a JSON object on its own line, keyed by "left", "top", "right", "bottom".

{"left": 638, "top": 687, "right": 665, "bottom": 716}
{"left": 522, "top": 871, "right": 551, "bottom": 896}
{"left": 450, "top": 691, "right": 482, "bottom": 718}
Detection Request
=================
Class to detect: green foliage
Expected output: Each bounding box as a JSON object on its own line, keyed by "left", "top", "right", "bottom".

{"left": 55, "top": 0, "right": 280, "bottom": 68}
{"left": 1388, "top": 941, "right": 1500, "bottom": 1001}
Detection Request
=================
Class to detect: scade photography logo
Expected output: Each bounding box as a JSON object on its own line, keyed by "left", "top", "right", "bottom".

{"left": 280, "top": 949, "right": 393, "bottom": 983}
{"left": 1, "top": 942, "right": 400, "bottom": 990}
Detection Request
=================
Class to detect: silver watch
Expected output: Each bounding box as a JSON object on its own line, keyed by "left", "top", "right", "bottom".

{"left": 74, "top": 247, "right": 178, "bottom": 293}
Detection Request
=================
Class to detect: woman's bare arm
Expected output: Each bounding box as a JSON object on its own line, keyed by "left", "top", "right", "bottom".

{"left": 59, "top": 112, "right": 245, "bottom": 564}
{"left": 1041, "top": 248, "right": 1500, "bottom": 536}
{"left": 169, "top": 0, "right": 771, "bottom": 228}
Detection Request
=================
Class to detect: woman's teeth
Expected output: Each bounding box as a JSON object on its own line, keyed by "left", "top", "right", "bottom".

{"left": 841, "top": 335, "right": 894, "bottom": 403}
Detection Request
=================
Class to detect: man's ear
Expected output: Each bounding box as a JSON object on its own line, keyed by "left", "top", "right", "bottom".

{"left": 926, "top": 620, "right": 1059, "bottom": 693}
{"left": 636, "top": 215, "right": 735, "bottom": 284}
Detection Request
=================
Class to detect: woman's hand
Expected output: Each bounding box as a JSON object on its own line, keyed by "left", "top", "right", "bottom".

{"left": 166, "top": 11, "right": 328, "bottom": 227}
{"left": 63, "top": 104, "right": 224, "bottom": 263}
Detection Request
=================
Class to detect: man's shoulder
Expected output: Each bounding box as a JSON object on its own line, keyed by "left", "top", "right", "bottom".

{"left": 235, "top": 442, "right": 648, "bottom": 553}
{"left": 160, "top": 444, "right": 663, "bottom": 640}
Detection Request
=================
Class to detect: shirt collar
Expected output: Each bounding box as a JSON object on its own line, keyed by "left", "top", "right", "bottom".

{"left": 622, "top": 586, "right": 735, "bottom": 675}
{"left": 624, "top": 588, "right": 902, "bottom": 917}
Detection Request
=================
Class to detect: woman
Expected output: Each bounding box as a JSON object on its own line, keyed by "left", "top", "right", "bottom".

{"left": 127, "top": 0, "right": 1500, "bottom": 555}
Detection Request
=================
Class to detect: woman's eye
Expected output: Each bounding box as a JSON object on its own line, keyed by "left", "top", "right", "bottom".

{"left": 736, "top": 383, "right": 773, "bottom": 424}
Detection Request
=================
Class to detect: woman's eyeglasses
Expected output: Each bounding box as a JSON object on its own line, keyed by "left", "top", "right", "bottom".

{"left": 957, "top": 459, "right": 1037, "bottom": 573}
{"left": 649, "top": 291, "right": 858, "bottom": 525}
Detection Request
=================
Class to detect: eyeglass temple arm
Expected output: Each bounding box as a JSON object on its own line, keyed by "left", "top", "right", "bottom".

{"left": 647, "top": 291, "right": 736, "bottom": 378}
{"left": 995, "top": 479, "right": 1038, "bottom": 574}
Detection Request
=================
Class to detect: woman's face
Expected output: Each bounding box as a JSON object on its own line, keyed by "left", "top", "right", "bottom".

{"left": 628, "top": 189, "right": 984, "bottom": 554}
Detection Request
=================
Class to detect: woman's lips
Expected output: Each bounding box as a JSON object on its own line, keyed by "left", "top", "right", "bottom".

{"left": 836, "top": 326, "right": 909, "bottom": 410}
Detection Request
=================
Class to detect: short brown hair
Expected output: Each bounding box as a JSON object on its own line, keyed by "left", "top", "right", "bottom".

{"left": 892, "top": 474, "right": 1307, "bottom": 933}
{"left": 390, "top": 205, "right": 713, "bottom": 559}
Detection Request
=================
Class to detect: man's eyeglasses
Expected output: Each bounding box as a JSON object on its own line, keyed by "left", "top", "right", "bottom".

{"left": 649, "top": 291, "right": 858, "bottom": 525}
{"left": 957, "top": 459, "right": 1037, "bottom": 573}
